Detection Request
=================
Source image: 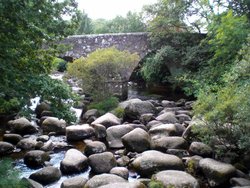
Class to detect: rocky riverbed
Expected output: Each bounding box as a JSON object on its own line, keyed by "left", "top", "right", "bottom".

{"left": 1, "top": 97, "right": 250, "bottom": 188}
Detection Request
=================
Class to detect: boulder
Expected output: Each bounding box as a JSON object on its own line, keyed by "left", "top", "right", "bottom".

{"left": 42, "top": 117, "right": 66, "bottom": 135}
{"left": 146, "top": 120, "right": 162, "bottom": 130}
{"left": 91, "top": 123, "right": 107, "bottom": 140}
{"left": 230, "top": 178, "right": 250, "bottom": 187}
{"left": 161, "top": 100, "right": 176, "bottom": 107}
{"left": 117, "top": 156, "right": 130, "bottom": 167}
{"left": 88, "top": 152, "right": 116, "bottom": 174}
{"left": 106, "top": 124, "right": 134, "bottom": 148}
{"left": 81, "top": 109, "right": 99, "bottom": 123}
{"left": 66, "top": 124, "right": 95, "bottom": 141}
{"left": 91, "top": 113, "right": 121, "bottom": 128}
{"left": 0, "top": 141, "right": 14, "bottom": 155}
{"left": 24, "top": 150, "right": 50, "bottom": 168}
{"left": 17, "top": 138, "right": 38, "bottom": 150}
{"left": 189, "top": 142, "right": 213, "bottom": 157}
{"left": 21, "top": 178, "right": 43, "bottom": 188}
{"left": 8, "top": 117, "right": 37, "bottom": 135}
{"left": 175, "top": 114, "right": 192, "bottom": 123}
{"left": 150, "top": 136, "right": 188, "bottom": 151}
{"left": 124, "top": 99, "right": 156, "bottom": 120}
{"left": 84, "top": 140, "right": 107, "bottom": 156}
{"left": 131, "top": 150, "right": 184, "bottom": 177}
{"left": 61, "top": 176, "right": 88, "bottom": 188}
{"left": 99, "top": 182, "right": 146, "bottom": 188}
{"left": 37, "top": 135, "right": 49, "bottom": 142}
{"left": 40, "top": 140, "right": 54, "bottom": 151}
{"left": 199, "top": 158, "right": 236, "bottom": 187}
{"left": 153, "top": 170, "right": 199, "bottom": 188}
{"left": 29, "top": 166, "right": 61, "bottom": 185}
{"left": 60, "top": 149, "right": 88, "bottom": 174}
{"left": 149, "top": 124, "right": 177, "bottom": 137}
{"left": 3, "top": 133, "right": 22, "bottom": 145}
{"left": 122, "top": 128, "right": 150, "bottom": 153}
{"left": 35, "top": 102, "right": 50, "bottom": 118}
{"left": 156, "top": 112, "right": 179, "bottom": 124}
{"left": 85, "top": 174, "right": 126, "bottom": 188}
{"left": 139, "top": 113, "right": 155, "bottom": 125}
{"left": 110, "top": 167, "right": 129, "bottom": 179}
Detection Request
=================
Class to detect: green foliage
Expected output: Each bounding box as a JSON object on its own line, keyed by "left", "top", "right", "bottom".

{"left": 92, "top": 11, "right": 146, "bottom": 34}
{"left": 112, "top": 107, "right": 125, "bottom": 118}
{"left": 0, "top": 0, "right": 79, "bottom": 117}
{"left": 67, "top": 47, "right": 139, "bottom": 100}
{"left": 52, "top": 58, "right": 68, "bottom": 72}
{"left": 75, "top": 10, "right": 93, "bottom": 34}
{"left": 34, "top": 75, "right": 77, "bottom": 123}
{"left": 193, "top": 35, "right": 250, "bottom": 154}
{"left": 141, "top": 33, "right": 206, "bottom": 88}
{"left": 0, "top": 158, "right": 27, "bottom": 188}
{"left": 149, "top": 179, "right": 164, "bottom": 188}
{"left": 88, "top": 97, "right": 119, "bottom": 115}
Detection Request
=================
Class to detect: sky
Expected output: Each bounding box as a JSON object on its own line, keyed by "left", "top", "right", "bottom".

{"left": 76, "top": 0, "right": 158, "bottom": 20}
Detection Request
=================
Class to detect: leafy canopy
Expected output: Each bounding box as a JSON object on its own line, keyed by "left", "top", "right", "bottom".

{"left": 0, "top": 0, "right": 79, "bottom": 121}
{"left": 67, "top": 47, "right": 139, "bottom": 100}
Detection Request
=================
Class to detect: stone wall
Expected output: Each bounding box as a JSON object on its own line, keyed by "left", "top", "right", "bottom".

{"left": 60, "top": 32, "right": 149, "bottom": 60}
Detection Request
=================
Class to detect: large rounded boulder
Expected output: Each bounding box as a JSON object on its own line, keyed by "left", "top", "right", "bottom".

{"left": 66, "top": 124, "right": 95, "bottom": 141}
{"left": 60, "top": 149, "right": 88, "bottom": 174}
{"left": 106, "top": 124, "right": 134, "bottom": 148}
{"left": 131, "top": 150, "right": 184, "bottom": 177}
{"left": 42, "top": 117, "right": 66, "bottom": 135}
{"left": 61, "top": 176, "right": 87, "bottom": 188}
{"left": 156, "top": 112, "right": 179, "bottom": 124}
{"left": 84, "top": 140, "right": 107, "bottom": 156}
{"left": 3, "top": 133, "right": 22, "bottom": 145}
{"left": 150, "top": 136, "right": 188, "bottom": 151}
{"left": 0, "top": 141, "right": 14, "bottom": 155}
{"left": 91, "top": 113, "right": 121, "bottom": 128}
{"left": 122, "top": 128, "right": 150, "bottom": 153}
{"left": 8, "top": 117, "right": 37, "bottom": 135}
{"left": 88, "top": 152, "right": 117, "bottom": 174}
{"left": 153, "top": 170, "right": 199, "bottom": 188}
{"left": 85, "top": 174, "right": 126, "bottom": 188}
{"left": 123, "top": 99, "right": 156, "bottom": 120}
{"left": 24, "top": 150, "right": 50, "bottom": 168}
{"left": 199, "top": 158, "right": 236, "bottom": 187}
{"left": 99, "top": 182, "right": 146, "bottom": 188}
{"left": 189, "top": 142, "right": 213, "bottom": 157}
{"left": 29, "top": 166, "right": 61, "bottom": 185}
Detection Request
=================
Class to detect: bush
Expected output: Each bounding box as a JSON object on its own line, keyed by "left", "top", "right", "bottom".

{"left": 112, "top": 107, "right": 125, "bottom": 118}
{"left": 67, "top": 47, "right": 139, "bottom": 100}
{"left": 193, "top": 35, "right": 250, "bottom": 156}
{"left": 149, "top": 180, "right": 164, "bottom": 188}
{"left": 51, "top": 58, "right": 68, "bottom": 72}
{"left": 88, "top": 97, "right": 119, "bottom": 115}
{"left": 0, "top": 158, "right": 27, "bottom": 188}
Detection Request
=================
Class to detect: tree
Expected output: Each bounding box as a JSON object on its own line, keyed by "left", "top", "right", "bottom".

{"left": 0, "top": 0, "right": 79, "bottom": 122}
{"left": 91, "top": 11, "right": 146, "bottom": 34}
{"left": 67, "top": 47, "right": 139, "bottom": 100}
{"left": 76, "top": 10, "right": 93, "bottom": 34}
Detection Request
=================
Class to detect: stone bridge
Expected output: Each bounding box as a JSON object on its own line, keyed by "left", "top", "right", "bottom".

{"left": 59, "top": 32, "right": 149, "bottom": 61}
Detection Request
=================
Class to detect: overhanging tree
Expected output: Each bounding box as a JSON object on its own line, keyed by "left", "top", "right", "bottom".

{"left": 0, "top": 0, "right": 79, "bottom": 121}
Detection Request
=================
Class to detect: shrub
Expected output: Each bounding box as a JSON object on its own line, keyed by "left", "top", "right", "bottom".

{"left": 0, "top": 158, "right": 27, "bottom": 188}
{"left": 88, "top": 97, "right": 119, "bottom": 115}
{"left": 67, "top": 47, "right": 139, "bottom": 100}
{"left": 149, "top": 179, "right": 164, "bottom": 188}
{"left": 193, "top": 35, "right": 250, "bottom": 156}
{"left": 112, "top": 107, "right": 125, "bottom": 118}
